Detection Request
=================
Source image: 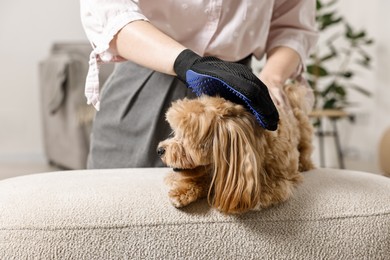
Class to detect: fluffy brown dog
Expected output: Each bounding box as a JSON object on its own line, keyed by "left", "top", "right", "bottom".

{"left": 157, "top": 83, "right": 315, "bottom": 214}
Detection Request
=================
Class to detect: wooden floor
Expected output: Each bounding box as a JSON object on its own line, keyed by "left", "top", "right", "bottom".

{"left": 0, "top": 163, "right": 61, "bottom": 180}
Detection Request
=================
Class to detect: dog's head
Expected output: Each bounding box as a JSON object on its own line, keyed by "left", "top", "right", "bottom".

{"left": 157, "top": 96, "right": 266, "bottom": 213}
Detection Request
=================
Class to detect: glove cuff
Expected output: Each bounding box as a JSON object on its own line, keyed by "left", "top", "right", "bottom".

{"left": 173, "top": 49, "right": 201, "bottom": 82}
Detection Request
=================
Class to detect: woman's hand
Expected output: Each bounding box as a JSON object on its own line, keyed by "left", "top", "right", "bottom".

{"left": 258, "top": 46, "right": 302, "bottom": 108}
{"left": 260, "top": 80, "right": 286, "bottom": 108}
{"left": 174, "top": 49, "right": 279, "bottom": 131}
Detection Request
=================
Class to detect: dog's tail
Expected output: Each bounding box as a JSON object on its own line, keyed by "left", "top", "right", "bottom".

{"left": 283, "top": 82, "right": 314, "bottom": 114}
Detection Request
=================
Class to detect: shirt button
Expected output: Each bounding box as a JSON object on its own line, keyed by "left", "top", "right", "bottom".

{"left": 182, "top": 3, "right": 188, "bottom": 9}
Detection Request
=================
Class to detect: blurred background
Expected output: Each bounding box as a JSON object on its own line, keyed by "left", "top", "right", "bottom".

{"left": 1, "top": 0, "right": 389, "bottom": 179}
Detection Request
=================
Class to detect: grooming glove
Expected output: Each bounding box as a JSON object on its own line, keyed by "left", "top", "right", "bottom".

{"left": 174, "top": 49, "right": 279, "bottom": 130}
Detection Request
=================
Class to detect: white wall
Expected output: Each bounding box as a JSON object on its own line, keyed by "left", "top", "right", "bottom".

{"left": 0, "top": 1, "right": 87, "bottom": 163}
{"left": 328, "top": 0, "right": 390, "bottom": 166}
{"left": 0, "top": 1, "right": 389, "bottom": 167}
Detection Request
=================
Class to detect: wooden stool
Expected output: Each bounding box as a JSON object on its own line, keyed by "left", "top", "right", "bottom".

{"left": 309, "top": 109, "right": 353, "bottom": 169}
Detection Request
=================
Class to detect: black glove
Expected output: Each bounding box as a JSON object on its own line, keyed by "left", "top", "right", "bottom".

{"left": 174, "top": 49, "right": 279, "bottom": 131}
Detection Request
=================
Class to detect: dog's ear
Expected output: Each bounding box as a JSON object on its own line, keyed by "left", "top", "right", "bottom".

{"left": 208, "top": 114, "right": 265, "bottom": 214}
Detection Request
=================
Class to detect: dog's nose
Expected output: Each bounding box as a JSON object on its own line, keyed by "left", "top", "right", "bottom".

{"left": 157, "top": 146, "right": 165, "bottom": 157}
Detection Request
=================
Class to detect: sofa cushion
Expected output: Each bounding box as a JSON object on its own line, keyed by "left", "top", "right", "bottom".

{"left": 0, "top": 168, "right": 389, "bottom": 259}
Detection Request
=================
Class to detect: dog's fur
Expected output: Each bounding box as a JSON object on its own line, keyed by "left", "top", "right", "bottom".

{"left": 157, "top": 83, "right": 315, "bottom": 214}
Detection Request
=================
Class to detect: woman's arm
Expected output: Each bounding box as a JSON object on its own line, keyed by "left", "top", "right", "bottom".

{"left": 258, "top": 0, "right": 318, "bottom": 105}
{"left": 111, "top": 20, "right": 279, "bottom": 129}
{"left": 110, "top": 20, "right": 186, "bottom": 76}
{"left": 112, "top": 21, "right": 301, "bottom": 89}
{"left": 258, "top": 46, "right": 301, "bottom": 106}
{"left": 259, "top": 46, "right": 301, "bottom": 88}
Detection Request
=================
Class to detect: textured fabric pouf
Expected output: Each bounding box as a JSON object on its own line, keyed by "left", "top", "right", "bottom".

{"left": 0, "top": 168, "right": 389, "bottom": 259}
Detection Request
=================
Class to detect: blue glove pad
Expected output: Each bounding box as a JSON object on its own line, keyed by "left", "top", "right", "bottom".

{"left": 174, "top": 49, "right": 279, "bottom": 130}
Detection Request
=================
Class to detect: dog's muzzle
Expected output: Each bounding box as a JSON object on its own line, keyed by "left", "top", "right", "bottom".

{"left": 157, "top": 146, "right": 165, "bottom": 157}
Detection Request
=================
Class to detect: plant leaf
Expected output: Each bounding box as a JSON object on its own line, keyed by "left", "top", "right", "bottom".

{"left": 334, "top": 85, "right": 347, "bottom": 97}
{"left": 340, "top": 71, "right": 354, "bottom": 78}
{"left": 321, "top": 82, "right": 347, "bottom": 98}
{"left": 356, "top": 58, "right": 371, "bottom": 68}
{"left": 320, "top": 51, "right": 338, "bottom": 62}
{"left": 345, "top": 23, "right": 366, "bottom": 40}
{"left": 316, "top": 0, "right": 323, "bottom": 11}
{"left": 324, "top": 0, "right": 338, "bottom": 8}
{"left": 323, "top": 98, "right": 337, "bottom": 109}
{"left": 319, "top": 13, "right": 343, "bottom": 30}
{"left": 350, "top": 84, "right": 372, "bottom": 97}
{"left": 307, "top": 65, "right": 329, "bottom": 77}
{"left": 356, "top": 51, "right": 372, "bottom": 68}
{"left": 307, "top": 79, "right": 316, "bottom": 88}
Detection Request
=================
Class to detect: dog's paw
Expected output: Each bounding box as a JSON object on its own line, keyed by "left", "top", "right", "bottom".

{"left": 168, "top": 188, "right": 200, "bottom": 208}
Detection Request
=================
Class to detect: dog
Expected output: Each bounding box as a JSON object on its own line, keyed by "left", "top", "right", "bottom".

{"left": 157, "top": 83, "right": 315, "bottom": 214}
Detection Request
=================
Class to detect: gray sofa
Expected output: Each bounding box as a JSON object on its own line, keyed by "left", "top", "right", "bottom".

{"left": 0, "top": 168, "right": 389, "bottom": 259}
{"left": 39, "top": 43, "right": 114, "bottom": 169}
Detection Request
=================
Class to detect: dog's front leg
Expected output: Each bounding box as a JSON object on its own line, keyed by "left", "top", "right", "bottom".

{"left": 164, "top": 166, "right": 211, "bottom": 208}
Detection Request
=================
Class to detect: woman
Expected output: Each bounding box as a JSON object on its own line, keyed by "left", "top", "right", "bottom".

{"left": 80, "top": 0, "right": 318, "bottom": 168}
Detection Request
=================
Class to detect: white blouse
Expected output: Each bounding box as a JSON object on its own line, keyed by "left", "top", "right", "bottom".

{"left": 80, "top": 0, "right": 318, "bottom": 110}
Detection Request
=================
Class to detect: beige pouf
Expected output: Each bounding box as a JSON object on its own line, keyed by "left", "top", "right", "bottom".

{"left": 0, "top": 168, "right": 389, "bottom": 259}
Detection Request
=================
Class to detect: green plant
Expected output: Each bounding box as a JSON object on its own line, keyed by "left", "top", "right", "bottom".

{"left": 306, "top": 0, "right": 374, "bottom": 110}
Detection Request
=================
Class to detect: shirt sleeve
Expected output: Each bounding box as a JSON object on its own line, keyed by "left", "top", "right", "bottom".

{"left": 266, "top": 0, "right": 318, "bottom": 76}
{"left": 80, "top": 0, "right": 148, "bottom": 59}
{"left": 80, "top": 0, "right": 148, "bottom": 110}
